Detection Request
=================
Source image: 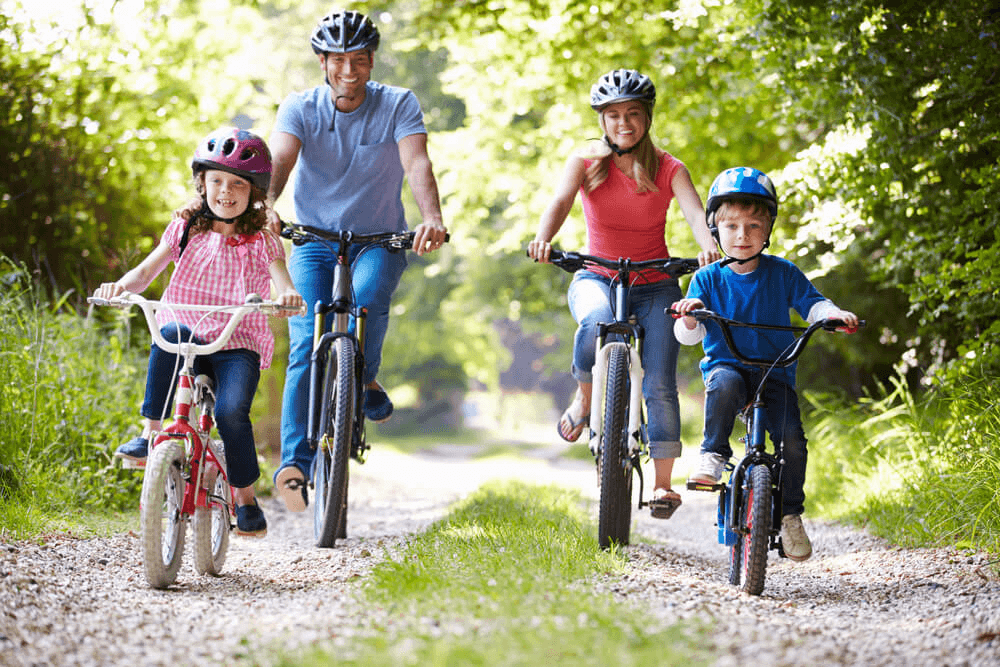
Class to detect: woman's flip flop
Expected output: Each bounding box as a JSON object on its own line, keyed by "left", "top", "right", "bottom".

{"left": 649, "top": 488, "right": 682, "bottom": 519}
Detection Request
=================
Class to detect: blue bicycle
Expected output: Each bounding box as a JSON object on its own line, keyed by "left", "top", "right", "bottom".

{"left": 672, "top": 308, "right": 862, "bottom": 595}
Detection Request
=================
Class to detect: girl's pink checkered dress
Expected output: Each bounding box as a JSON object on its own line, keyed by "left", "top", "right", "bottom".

{"left": 156, "top": 216, "right": 285, "bottom": 368}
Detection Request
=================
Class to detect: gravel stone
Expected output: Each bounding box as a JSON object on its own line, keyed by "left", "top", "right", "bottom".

{"left": 1, "top": 447, "right": 997, "bottom": 666}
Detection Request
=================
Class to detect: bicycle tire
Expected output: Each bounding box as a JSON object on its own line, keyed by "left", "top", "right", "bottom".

{"left": 740, "top": 464, "right": 771, "bottom": 595}
{"left": 193, "top": 460, "right": 230, "bottom": 576}
{"left": 314, "top": 336, "right": 355, "bottom": 548}
{"left": 598, "top": 343, "right": 633, "bottom": 549}
{"left": 140, "top": 440, "right": 187, "bottom": 589}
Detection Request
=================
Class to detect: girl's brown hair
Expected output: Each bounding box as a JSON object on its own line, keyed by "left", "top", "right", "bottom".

{"left": 176, "top": 171, "right": 270, "bottom": 236}
{"left": 581, "top": 103, "right": 659, "bottom": 194}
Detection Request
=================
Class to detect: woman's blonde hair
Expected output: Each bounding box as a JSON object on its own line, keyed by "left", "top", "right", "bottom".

{"left": 176, "top": 171, "right": 270, "bottom": 236}
{"left": 580, "top": 103, "right": 659, "bottom": 194}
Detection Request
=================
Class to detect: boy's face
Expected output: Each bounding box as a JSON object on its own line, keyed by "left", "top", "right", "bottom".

{"left": 716, "top": 206, "right": 771, "bottom": 263}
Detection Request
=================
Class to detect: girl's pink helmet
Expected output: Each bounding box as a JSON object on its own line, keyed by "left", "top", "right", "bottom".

{"left": 191, "top": 127, "right": 272, "bottom": 191}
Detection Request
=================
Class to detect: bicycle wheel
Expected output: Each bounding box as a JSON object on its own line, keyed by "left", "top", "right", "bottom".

{"left": 140, "top": 440, "right": 187, "bottom": 588}
{"left": 739, "top": 464, "right": 772, "bottom": 595}
{"left": 314, "top": 336, "right": 355, "bottom": 548}
{"left": 193, "top": 459, "right": 230, "bottom": 576}
{"left": 598, "top": 343, "right": 633, "bottom": 549}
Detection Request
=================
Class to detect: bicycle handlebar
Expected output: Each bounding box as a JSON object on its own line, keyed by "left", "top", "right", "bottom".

{"left": 529, "top": 248, "right": 700, "bottom": 280}
{"left": 280, "top": 221, "right": 450, "bottom": 251}
{"left": 88, "top": 293, "right": 306, "bottom": 357}
{"left": 666, "top": 307, "right": 865, "bottom": 368}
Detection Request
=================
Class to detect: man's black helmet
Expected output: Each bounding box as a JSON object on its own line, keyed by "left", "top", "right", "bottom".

{"left": 311, "top": 10, "right": 380, "bottom": 55}
{"left": 590, "top": 69, "right": 656, "bottom": 110}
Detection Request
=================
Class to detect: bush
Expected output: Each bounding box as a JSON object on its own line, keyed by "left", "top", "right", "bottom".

{"left": 0, "top": 257, "right": 145, "bottom": 538}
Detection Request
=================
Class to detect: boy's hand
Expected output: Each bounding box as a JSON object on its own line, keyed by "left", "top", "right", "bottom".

{"left": 670, "top": 298, "right": 704, "bottom": 329}
{"left": 830, "top": 309, "right": 860, "bottom": 333}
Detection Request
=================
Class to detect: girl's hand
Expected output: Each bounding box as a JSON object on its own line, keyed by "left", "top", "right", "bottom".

{"left": 831, "top": 309, "right": 860, "bottom": 333}
{"left": 527, "top": 239, "right": 552, "bottom": 263}
{"left": 275, "top": 290, "right": 304, "bottom": 317}
{"left": 94, "top": 282, "right": 126, "bottom": 300}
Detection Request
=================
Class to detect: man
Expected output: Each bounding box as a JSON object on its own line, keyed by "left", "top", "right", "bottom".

{"left": 268, "top": 10, "right": 448, "bottom": 511}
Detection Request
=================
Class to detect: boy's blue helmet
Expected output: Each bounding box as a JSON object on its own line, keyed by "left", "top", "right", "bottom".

{"left": 706, "top": 167, "right": 778, "bottom": 222}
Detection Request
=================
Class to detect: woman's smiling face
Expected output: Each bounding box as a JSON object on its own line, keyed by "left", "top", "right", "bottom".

{"left": 600, "top": 100, "right": 648, "bottom": 150}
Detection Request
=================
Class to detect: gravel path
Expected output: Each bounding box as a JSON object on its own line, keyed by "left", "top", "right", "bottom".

{"left": 1, "top": 445, "right": 998, "bottom": 667}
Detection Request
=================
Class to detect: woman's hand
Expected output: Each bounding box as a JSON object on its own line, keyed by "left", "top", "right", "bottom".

{"left": 527, "top": 238, "right": 553, "bottom": 263}
{"left": 697, "top": 247, "right": 721, "bottom": 266}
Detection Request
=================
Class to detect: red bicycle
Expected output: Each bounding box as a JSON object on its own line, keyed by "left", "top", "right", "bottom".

{"left": 89, "top": 293, "right": 302, "bottom": 588}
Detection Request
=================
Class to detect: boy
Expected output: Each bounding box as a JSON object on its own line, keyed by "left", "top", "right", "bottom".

{"left": 671, "top": 167, "right": 859, "bottom": 560}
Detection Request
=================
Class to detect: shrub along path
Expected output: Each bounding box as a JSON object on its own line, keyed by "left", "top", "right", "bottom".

{"left": 0, "top": 445, "right": 997, "bottom": 666}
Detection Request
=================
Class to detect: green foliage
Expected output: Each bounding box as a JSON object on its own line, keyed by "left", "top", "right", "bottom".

{"left": 275, "top": 481, "right": 710, "bottom": 666}
{"left": 803, "top": 371, "right": 1000, "bottom": 553}
{"left": 0, "top": 1, "right": 274, "bottom": 302}
{"left": 753, "top": 0, "right": 1000, "bottom": 379}
{"left": 0, "top": 257, "right": 145, "bottom": 538}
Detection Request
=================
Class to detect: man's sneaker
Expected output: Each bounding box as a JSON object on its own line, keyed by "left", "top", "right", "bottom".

{"left": 781, "top": 514, "right": 812, "bottom": 561}
{"left": 689, "top": 452, "right": 726, "bottom": 485}
{"left": 235, "top": 501, "right": 267, "bottom": 538}
{"left": 362, "top": 387, "right": 393, "bottom": 423}
{"left": 114, "top": 437, "right": 149, "bottom": 467}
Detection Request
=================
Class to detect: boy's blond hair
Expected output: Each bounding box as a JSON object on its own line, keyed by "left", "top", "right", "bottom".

{"left": 715, "top": 196, "right": 773, "bottom": 227}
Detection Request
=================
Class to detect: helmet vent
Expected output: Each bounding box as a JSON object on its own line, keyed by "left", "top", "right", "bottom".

{"left": 222, "top": 138, "right": 237, "bottom": 155}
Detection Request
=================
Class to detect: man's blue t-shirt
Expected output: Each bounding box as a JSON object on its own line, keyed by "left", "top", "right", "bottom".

{"left": 274, "top": 81, "right": 426, "bottom": 234}
{"left": 686, "top": 255, "right": 827, "bottom": 387}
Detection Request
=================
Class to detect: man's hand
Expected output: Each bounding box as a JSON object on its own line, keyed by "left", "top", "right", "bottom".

{"left": 411, "top": 221, "right": 448, "bottom": 256}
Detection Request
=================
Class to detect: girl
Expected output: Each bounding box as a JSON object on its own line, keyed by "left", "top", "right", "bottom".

{"left": 94, "top": 127, "right": 303, "bottom": 537}
{"left": 527, "top": 69, "right": 720, "bottom": 520}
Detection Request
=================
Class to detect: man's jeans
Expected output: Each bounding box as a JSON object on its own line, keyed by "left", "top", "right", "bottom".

{"left": 279, "top": 239, "right": 407, "bottom": 481}
{"left": 702, "top": 364, "right": 808, "bottom": 516}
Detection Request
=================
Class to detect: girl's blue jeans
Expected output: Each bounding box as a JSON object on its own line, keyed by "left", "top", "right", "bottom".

{"left": 567, "top": 271, "right": 683, "bottom": 459}
{"left": 141, "top": 324, "right": 261, "bottom": 489}
{"left": 279, "top": 239, "right": 407, "bottom": 481}
{"left": 702, "top": 364, "right": 808, "bottom": 516}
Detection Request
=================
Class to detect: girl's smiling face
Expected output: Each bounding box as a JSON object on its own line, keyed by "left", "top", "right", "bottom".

{"left": 204, "top": 169, "right": 251, "bottom": 221}
{"left": 600, "top": 100, "right": 649, "bottom": 150}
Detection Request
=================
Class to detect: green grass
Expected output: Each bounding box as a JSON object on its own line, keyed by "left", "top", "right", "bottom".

{"left": 268, "top": 481, "right": 712, "bottom": 667}
{"left": 803, "top": 372, "right": 1000, "bottom": 554}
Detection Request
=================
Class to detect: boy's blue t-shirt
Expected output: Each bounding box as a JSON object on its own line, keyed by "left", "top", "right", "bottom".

{"left": 686, "top": 255, "right": 827, "bottom": 387}
{"left": 274, "top": 81, "right": 427, "bottom": 234}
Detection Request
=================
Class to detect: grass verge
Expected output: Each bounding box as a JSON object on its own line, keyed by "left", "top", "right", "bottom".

{"left": 269, "top": 481, "right": 711, "bottom": 667}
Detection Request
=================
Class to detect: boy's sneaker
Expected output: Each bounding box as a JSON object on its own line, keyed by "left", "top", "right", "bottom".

{"left": 689, "top": 452, "right": 726, "bottom": 485}
{"left": 781, "top": 514, "right": 812, "bottom": 561}
{"left": 235, "top": 501, "right": 267, "bottom": 538}
{"left": 114, "top": 437, "right": 149, "bottom": 467}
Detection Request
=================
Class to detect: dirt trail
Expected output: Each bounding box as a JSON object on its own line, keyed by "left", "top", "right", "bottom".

{"left": 1, "top": 445, "right": 997, "bottom": 666}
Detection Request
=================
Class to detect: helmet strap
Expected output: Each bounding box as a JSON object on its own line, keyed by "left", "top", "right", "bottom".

{"left": 198, "top": 199, "right": 239, "bottom": 224}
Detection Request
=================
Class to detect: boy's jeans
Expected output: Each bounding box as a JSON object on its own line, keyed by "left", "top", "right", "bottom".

{"left": 702, "top": 364, "right": 808, "bottom": 516}
{"left": 567, "top": 271, "right": 683, "bottom": 459}
{"left": 142, "top": 324, "right": 261, "bottom": 489}
{"left": 279, "top": 239, "right": 407, "bottom": 482}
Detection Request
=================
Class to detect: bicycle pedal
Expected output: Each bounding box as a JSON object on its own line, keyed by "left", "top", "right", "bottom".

{"left": 686, "top": 480, "right": 725, "bottom": 492}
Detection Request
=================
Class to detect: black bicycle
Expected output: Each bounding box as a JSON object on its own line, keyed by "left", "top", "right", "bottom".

{"left": 671, "top": 308, "right": 862, "bottom": 595}
{"left": 534, "top": 250, "right": 699, "bottom": 548}
{"left": 282, "top": 221, "right": 447, "bottom": 547}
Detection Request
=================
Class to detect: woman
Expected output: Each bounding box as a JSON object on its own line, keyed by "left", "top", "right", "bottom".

{"left": 527, "top": 69, "right": 719, "bottom": 519}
